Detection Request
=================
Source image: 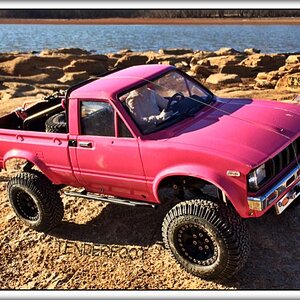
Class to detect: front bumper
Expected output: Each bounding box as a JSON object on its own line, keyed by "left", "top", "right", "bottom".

{"left": 247, "top": 164, "right": 300, "bottom": 214}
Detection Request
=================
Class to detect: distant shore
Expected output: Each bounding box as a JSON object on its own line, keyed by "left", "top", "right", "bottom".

{"left": 1, "top": 17, "right": 300, "bottom": 25}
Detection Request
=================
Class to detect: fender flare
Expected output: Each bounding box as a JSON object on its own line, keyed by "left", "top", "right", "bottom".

{"left": 3, "top": 149, "right": 57, "bottom": 183}
{"left": 152, "top": 164, "right": 247, "bottom": 216}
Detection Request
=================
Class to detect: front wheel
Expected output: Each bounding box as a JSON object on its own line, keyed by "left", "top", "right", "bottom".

{"left": 162, "top": 199, "right": 250, "bottom": 280}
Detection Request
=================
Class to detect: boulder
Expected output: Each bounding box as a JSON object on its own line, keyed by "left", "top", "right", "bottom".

{"left": 58, "top": 71, "right": 90, "bottom": 84}
{"left": 118, "top": 49, "right": 133, "bottom": 55}
{"left": 239, "top": 54, "right": 286, "bottom": 71}
{"left": 0, "top": 55, "right": 72, "bottom": 76}
{"left": 278, "top": 63, "right": 300, "bottom": 75}
{"left": 206, "top": 73, "right": 241, "bottom": 85}
{"left": 190, "top": 65, "right": 213, "bottom": 77}
{"left": 205, "top": 55, "right": 246, "bottom": 68}
{"left": 40, "top": 48, "right": 91, "bottom": 56}
{"left": 174, "top": 61, "right": 189, "bottom": 71}
{"left": 41, "top": 67, "right": 65, "bottom": 80}
{"left": 254, "top": 70, "right": 280, "bottom": 89}
{"left": 190, "top": 52, "right": 217, "bottom": 66}
{"left": 256, "top": 72, "right": 268, "bottom": 80}
{"left": 214, "top": 47, "right": 241, "bottom": 56}
{"left": 114, "top": 54, "right": 148, "bottom": 68}
{"left": 158, "top": 48, "right": 193, "bottom": 55}
{"left": 0, "top": 56, "right": 39, "bottom": 76}
{"left": 155, "top": 54, "right": 193, "bottom": 66}
{"left": 255, "top": 79, "right": 277, "bottom": 89}
{"left": 275, "top": 72, "right": 300, "bottom": 92}
{"left": 220, "top": 65, "right": 258, "bottom": 78}
{"left": 244, "top": 48, "right": 261, "bottom": 55}
{"left": 63, "top": 59, "right": 107, "bottom": 75}
{"left": 107, "top": 57, "right": 119, "bottom": 68}
{"left": 285, "top": 55, "right": 300, "bottom": 64}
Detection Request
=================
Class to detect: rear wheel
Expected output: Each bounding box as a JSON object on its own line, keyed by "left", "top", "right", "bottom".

{"left": 7, "top": 172, "right": 64, "bottom": 231}
{"left": 162, "top": 199, "right": 250, "bottom": 280}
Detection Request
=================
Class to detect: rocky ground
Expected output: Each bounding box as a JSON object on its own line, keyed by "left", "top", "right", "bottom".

{"left": 0, "top": 47, "right": 299, "bottom": 289}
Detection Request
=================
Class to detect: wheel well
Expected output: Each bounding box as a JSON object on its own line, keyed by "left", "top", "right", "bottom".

{"left": 157, "top": 175, "right": 226, "bottom": 204}
{"left": 4, "top": 158, "right": 36, "bottom": 173}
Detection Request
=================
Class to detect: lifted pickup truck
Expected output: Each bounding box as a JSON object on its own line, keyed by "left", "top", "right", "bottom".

{"left": 1, "top": 65, "right": 300, "bottom": 280}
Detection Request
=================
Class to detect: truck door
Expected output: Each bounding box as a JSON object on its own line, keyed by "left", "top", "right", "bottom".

{"left": 74, "top": 100, "right": 150, "bottom": 201}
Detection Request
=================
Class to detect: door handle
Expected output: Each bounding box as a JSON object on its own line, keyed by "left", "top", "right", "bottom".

{"left": 79, "top": 142, "right": 92, "bottom": 148}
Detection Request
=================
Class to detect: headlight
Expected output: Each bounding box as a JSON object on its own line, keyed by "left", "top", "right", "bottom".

{"left": 248, "top": 164, "right": 267, "bottom": 190}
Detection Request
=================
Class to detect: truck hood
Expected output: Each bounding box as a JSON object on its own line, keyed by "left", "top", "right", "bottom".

{"left": 166, "top": 98, "right": 300, "bottom": 166}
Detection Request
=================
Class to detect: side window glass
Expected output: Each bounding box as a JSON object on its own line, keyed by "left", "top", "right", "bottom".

{"left": 81, "top": 101, "right": 115, "bottom": 136}
{"left": 117, "top": 115, "right": 133, "bottom": 138}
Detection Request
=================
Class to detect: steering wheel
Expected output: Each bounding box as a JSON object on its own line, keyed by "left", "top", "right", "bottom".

{"left": 165, "top": 92, "right": 185, "bottom": 111}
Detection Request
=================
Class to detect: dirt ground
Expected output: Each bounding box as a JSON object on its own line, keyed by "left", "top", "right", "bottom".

{"left": 0, "top": 89, "right": 299, "bottom": 290}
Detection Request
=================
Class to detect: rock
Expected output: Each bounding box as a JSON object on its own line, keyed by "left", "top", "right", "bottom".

{"left": 206, "top": 73, "right": 241, "bottom": 85}
{"left": 214, "top": 47, "right": 240, "bottom": 56}
{"left": 190, "top": 52, "right": 217, "bottom": 66}
{"left": 285, "top": 55, "right": 300, "bottom": 64}
{"left": 63, "top": 59, "right": 107, "bottom": 75}
{"left": 244, "top": 48, "right": 261, "bottom": 55}
{"left": 155, "top": 54, "right": 193, "bottom": 66}
{"left": 0, "top": 54, "right": 21, "bottom": 63}
{"left": 254, "top": 70, "right": 280, "bottom": 89}
{"left": 107, "top": 57, "right": 119, "bottom": 68}
{"left": 190, "top": 65, "right": 213, "bottom": 77}
{"left": 239, "top": 54, "right": 286, "bottom": 71}
{"left": 158, "top": 48, "right": 193, "bottom": 55}
{"left": 255, "top": 79, "right": 277, "bottom": 89}
{"left": 58, "top": 71, "right": 90, "bottom": 84}
{"left": 118, "top": 49, "right": 133, "bottom": 55}
{"left": 205, "top": 55, "right": 246, "bottom": 68}
{"left": 40, "top": 48, "right": 91, "bottom": 56}
{"left": 256, "top": 72, "right": 268, "bottom": 80}
{"left": 41, "top": 67, "right": 65, "bottom": 80}
{"left": 275, "top": 72, "right": 300, "bottom": 92}
{"left": 0, "top": 56, "right": 36, "bottom": 76}
{"left": 278, "top": 63, "right": 300, "bottom": 76}
{"left": 0, "top": 56, "right": 71, "bottom": 76}
{"left": 220, "top": 65, "right": 258, "bottom": 78}
{"left": 193, "top": 50, "right": 216, "bottom": 59}
{"left": 114, "top": 54, "right": 148, "bottom": 68}
{"left": 174, "top": 61, "right": 189, "bottom": 71}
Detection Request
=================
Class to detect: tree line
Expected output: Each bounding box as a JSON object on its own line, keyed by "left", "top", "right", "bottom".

{"left": 0, "top": 9, "right": 299, "bottom": 19}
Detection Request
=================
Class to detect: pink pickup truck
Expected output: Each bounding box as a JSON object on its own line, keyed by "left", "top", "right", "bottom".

{"left": 1, "top": 65, "right": 300, "bottom": 280}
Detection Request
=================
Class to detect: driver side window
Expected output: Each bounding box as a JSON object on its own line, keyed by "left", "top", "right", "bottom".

{"left": 80, "top": 101, "right": 115, "bottom": 136}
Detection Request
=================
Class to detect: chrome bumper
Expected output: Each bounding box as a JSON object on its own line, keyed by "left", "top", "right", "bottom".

{"left": 247, "top": 164, "right": 300, "bottom": 212}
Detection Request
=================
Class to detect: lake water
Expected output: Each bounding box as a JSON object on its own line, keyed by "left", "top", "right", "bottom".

{"left": 0, "top": 24, "right": 300, "bottom": 54}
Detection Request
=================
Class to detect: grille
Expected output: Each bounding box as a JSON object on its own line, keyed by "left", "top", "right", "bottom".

{"left": 265, "top": 136, "right": 300, "bottom": 179}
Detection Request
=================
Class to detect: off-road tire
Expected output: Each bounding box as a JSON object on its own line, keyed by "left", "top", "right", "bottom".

{"left": 45, "top": 112, "right": 66, "bottom": 133}
{"left": 162, "top": 199, "right": 250, "bottom": 280}
{"left": 7, "top": 171, "right": 64, "bottom": 231}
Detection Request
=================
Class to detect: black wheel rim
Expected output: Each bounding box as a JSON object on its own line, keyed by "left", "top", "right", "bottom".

{"left": 12, "top": 188, "right": 39, "bottom": 221}
{"left": 174, "top": 223, "right": 218, "bottom": 266}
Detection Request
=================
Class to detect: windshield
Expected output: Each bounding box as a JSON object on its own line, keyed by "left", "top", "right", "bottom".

{"left": 119, "top": 70, "right": 213, "bottom": 134}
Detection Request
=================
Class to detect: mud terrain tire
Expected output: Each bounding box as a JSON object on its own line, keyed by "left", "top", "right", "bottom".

{"left": 7, "top": 172, "right": 64, "bottom": 231}
{"left": 45, "top": 112, "right": 67, "bottom": 133}
{"left": 162, "top": 199, "right": 250, "bottom": 280}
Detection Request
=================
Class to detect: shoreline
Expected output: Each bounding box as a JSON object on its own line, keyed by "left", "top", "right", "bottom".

{"left": 0, "top": 17, "right": 300, "bottom": 25}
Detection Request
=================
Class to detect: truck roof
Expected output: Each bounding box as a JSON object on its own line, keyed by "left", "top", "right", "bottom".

{"left": 69, "top": 64, "right": 174, "bottom": 100}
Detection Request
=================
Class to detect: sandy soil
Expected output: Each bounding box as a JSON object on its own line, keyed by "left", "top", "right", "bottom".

{"left": 0, "top": 17, "right": 300, "bottom": 25}
{"left": 0, "top": 87, "right": 299, "bottom": 289}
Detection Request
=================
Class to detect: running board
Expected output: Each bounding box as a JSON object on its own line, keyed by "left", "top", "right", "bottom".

{"left": 64, "top": 190, "right": 156, "bottom": 208}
